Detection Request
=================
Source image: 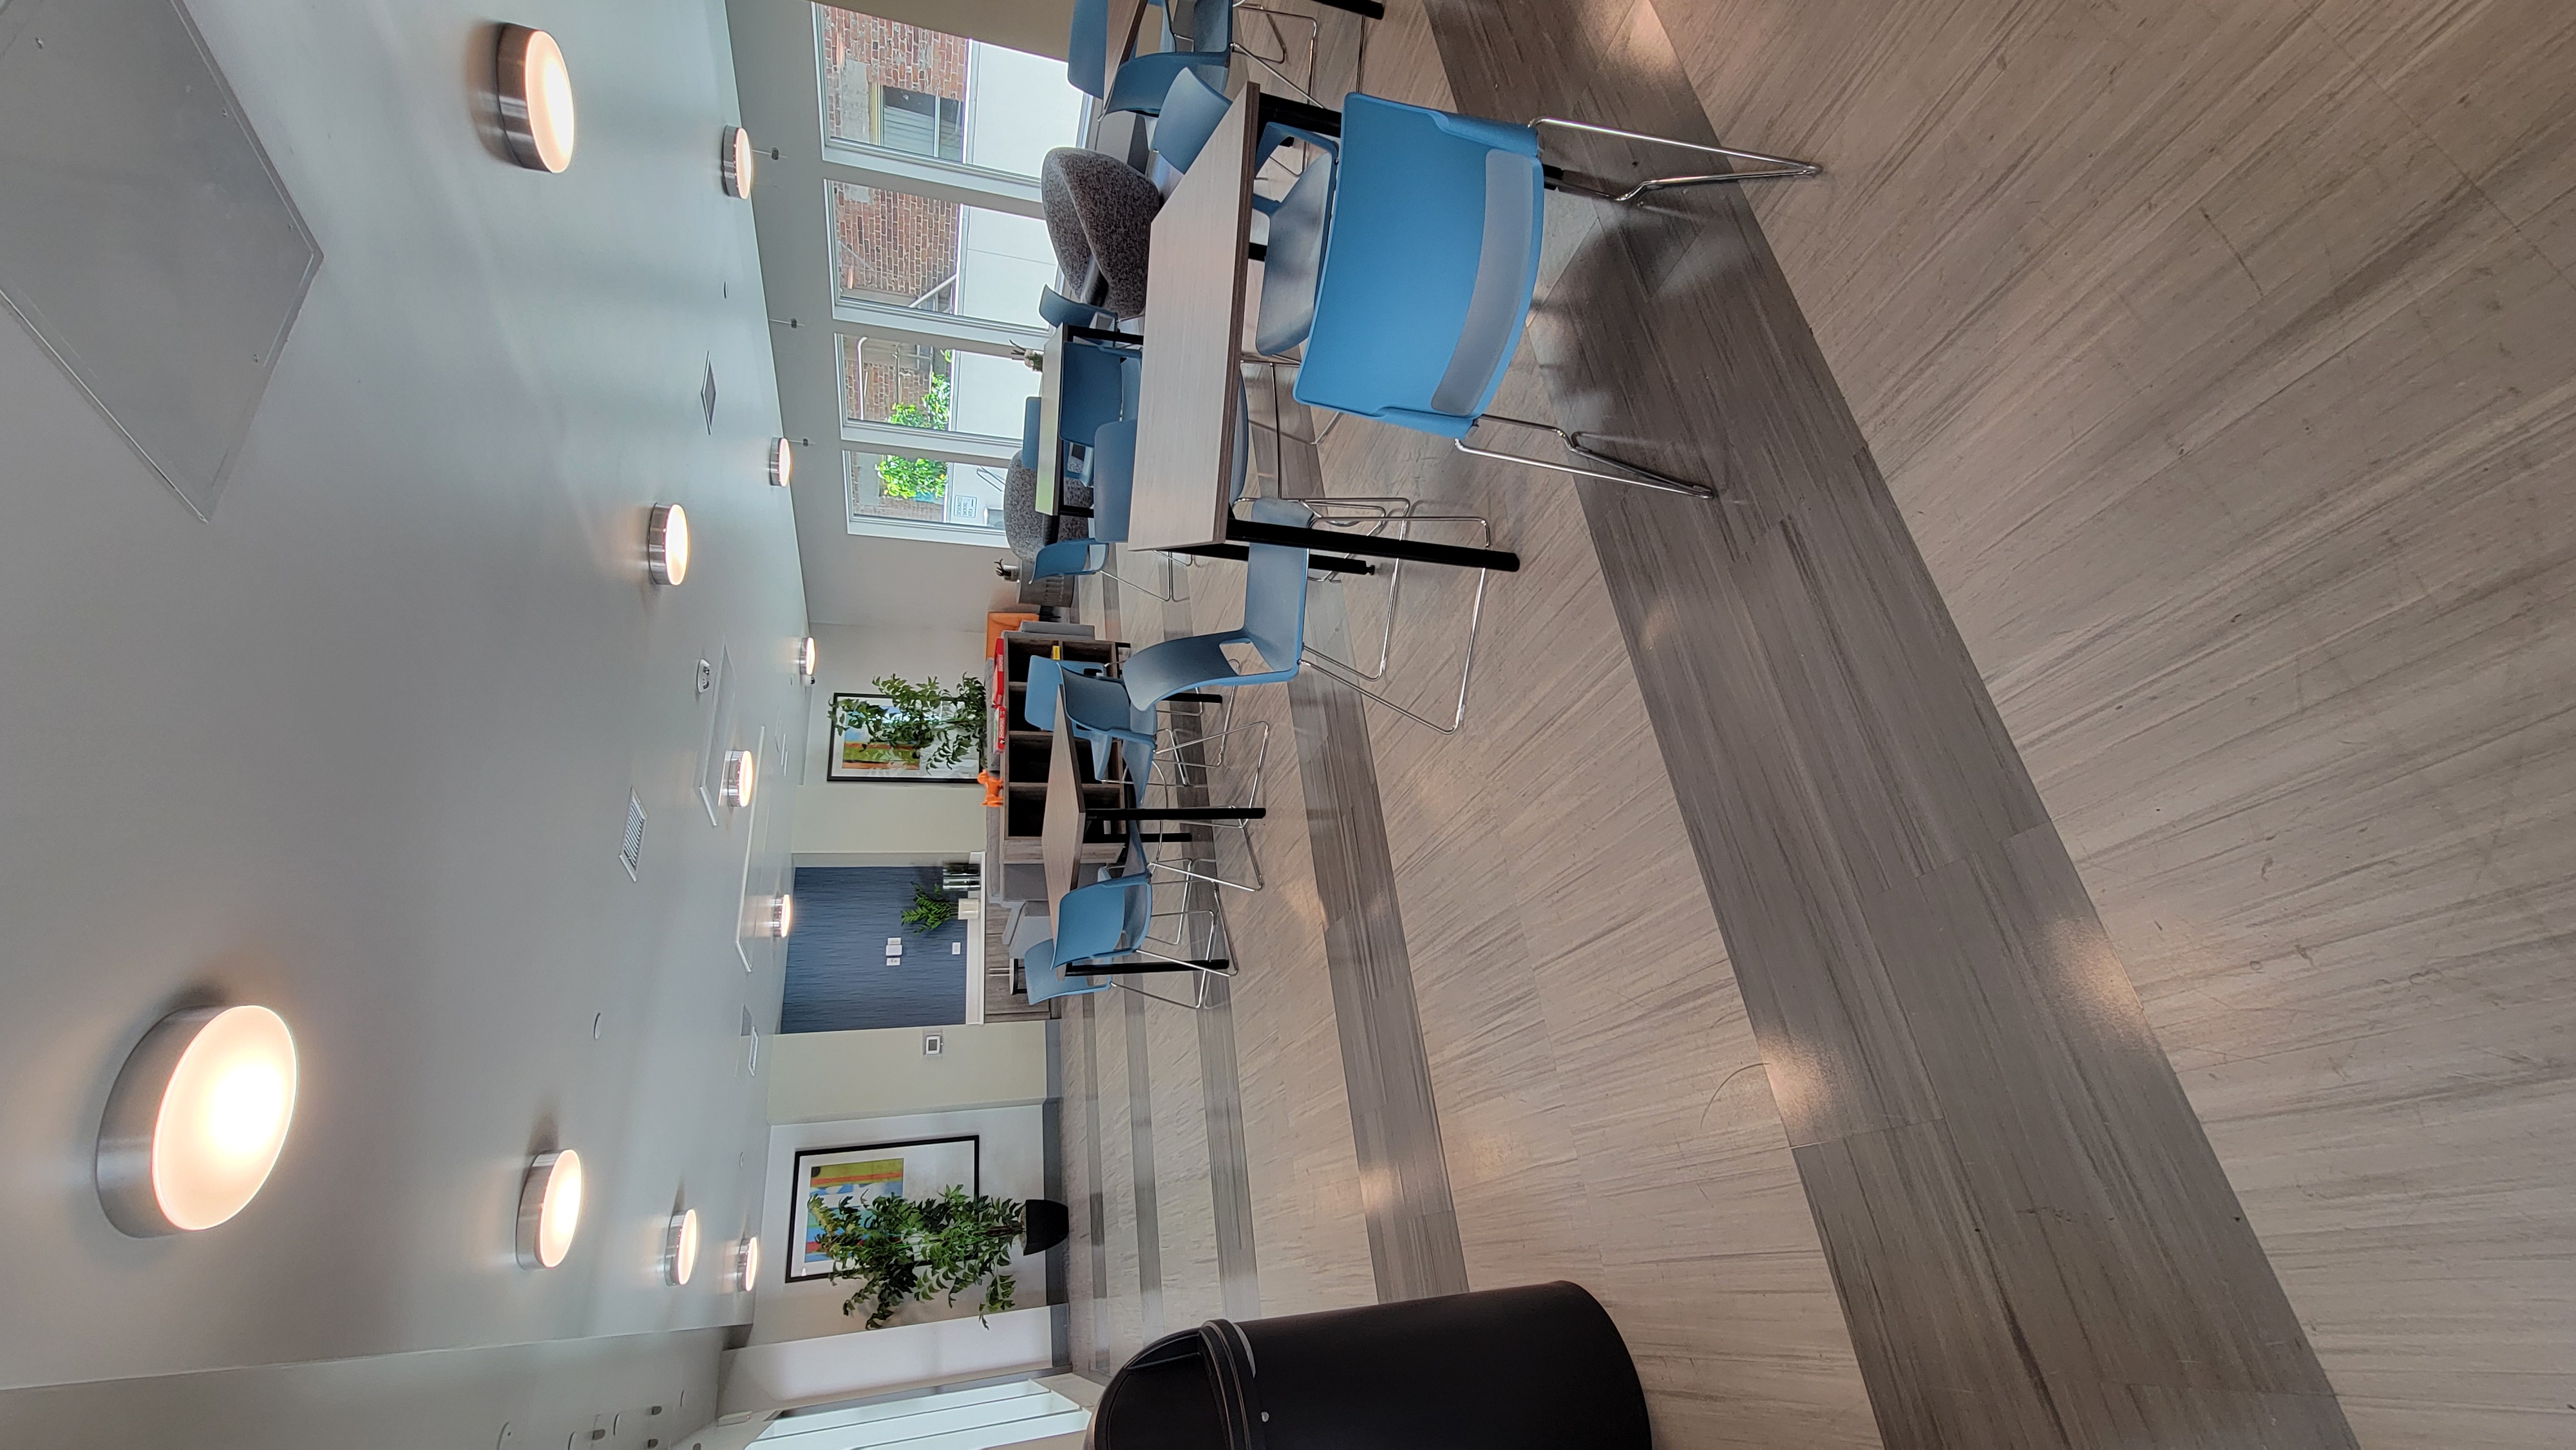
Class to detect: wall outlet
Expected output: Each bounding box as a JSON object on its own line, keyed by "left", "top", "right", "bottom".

{"left": 922, "top": 1031, "right": 943, "bottom": 1057}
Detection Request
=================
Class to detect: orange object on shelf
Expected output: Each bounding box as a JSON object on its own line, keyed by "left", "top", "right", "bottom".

{"left": 977, "top": 771, "right": 1005, "bottom": 807}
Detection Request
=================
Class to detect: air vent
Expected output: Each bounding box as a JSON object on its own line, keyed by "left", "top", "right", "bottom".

{"left": 621, "top": 794, "right": 647, "bottom": 880}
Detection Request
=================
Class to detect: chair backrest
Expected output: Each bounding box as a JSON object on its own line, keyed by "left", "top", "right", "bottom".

{"left": 1018, "top": 395, "right": 1043, "bottom": 470}
{"left": 1162, "top": 0, "right": 1232, "bottom": 53}
{"left": 1025, "top": 655, "right": 1067, "bottom": 730}
{"left": 1059, "top": 666, "right": 1150, "bottom": 746}
{"left": 1032, "top": 538, "right": 1108, "bottom": 581}
{"left": 1252, "top": 149, "right": 1336, "bottom": 357}
{"left": 1090, "top": 419, "right": 1139, "bottom": 541}
{"left": 1293, "top": 95, "right": 1544, "bottom": 435}
{"left": 1060, "top": 337, "right": 1133, "bottom": 457}
{"left": 1057, "top": 876, "right": 1142, "bottom": 961}
{"left": 1236, "top": 496, "right": 1311, "bottom": 670}
{"left": 1153, "top": 67, "right": 1232, "bottom": 171}
{"left": 1023, "top": 939, "right": 1111, "bottom": 1003}
{"left": 1067, "top": 0, "right": 1110, "bottom": 97}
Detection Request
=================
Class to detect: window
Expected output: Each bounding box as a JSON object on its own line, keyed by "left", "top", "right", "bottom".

{"left": 806, "top": 6, "right": 1090, "bottom": 543}
{"left": 846, "top": 451, "right": 1007, "bottom": 533}
{"left": 878, "top": 86, "right": 964, "bottom": 160}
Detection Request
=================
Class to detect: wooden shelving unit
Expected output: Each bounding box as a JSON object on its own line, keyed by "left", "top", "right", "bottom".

{"left": 993, "top": 627, "right": 1124, "bottom": 867}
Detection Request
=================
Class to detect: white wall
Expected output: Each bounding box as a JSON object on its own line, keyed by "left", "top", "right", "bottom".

{"left": 752, "top": 1107, "right": 1049, "bottom": 1346}
{"left": 768, "top": 1024, "right": 1051, "bottom": 1122}
{"left": 793, "top": 622, "right": 994, "bottom": 860}
{"left": 719, "top": 1308, "right": 1054, "bottom": 1416}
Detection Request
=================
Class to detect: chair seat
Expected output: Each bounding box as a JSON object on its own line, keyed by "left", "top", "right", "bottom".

{"left": 1290, "top": 95, "right": 1546, "bottom": 434}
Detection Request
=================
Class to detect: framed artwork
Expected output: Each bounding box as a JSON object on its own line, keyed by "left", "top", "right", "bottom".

{"left": 787, "top": 1135, "right": 982, "bottom": 1283}
{"left": 827, "top": 690, "right": 981, "bottom": 783}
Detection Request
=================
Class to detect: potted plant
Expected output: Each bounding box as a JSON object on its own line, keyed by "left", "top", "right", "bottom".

{"left": 835, "top": 672, "right": 987, "bottom": 773}
{"left": 902, "top": 884, "right": 958, "bottom": 934}
{"left": 810, "top": 1185, "right": 1025, "bottom": 1329}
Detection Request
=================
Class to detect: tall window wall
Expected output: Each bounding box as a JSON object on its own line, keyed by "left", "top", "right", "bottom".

{"left": 811, "top": 7, "right": 1088, "bottom": 541}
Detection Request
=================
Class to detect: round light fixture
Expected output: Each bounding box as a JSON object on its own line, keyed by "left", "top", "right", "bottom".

{"left": 97, "top": 1005, "right": 299, "bottom": 1236}
{"left": 766, "top": 894, "right": 793, "bottom": 939}
{"left": 721, "top": 748, "right": 756, "bottom": 808}
{"left": 768, "top": 437, "right": 793, "bottom": 488}
{"left": 731, "top": 1234, "right": 761, "bottom": 1292}
{"left": 721, "top": 126, "right": 757, "bottom": 198}
{"left": 647, "top": 504, "right": 690, "bottom": 586}
{"left": 664, "top": 1208, "right": 701, "bottom": 1286}
{"left": 795, "top": 636, "right": 817, "bottom": 684}
{"left": 516, "top": 1149, "right": 584, "bottom": 1269}
{"left": 496, "top": 26, "right": 576, "bottom": 173}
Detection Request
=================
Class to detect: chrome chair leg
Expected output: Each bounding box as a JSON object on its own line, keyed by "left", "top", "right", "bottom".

{"left": 1458, "top": 412, "right": 1716, "bottom": 498}
{"left": 1235, "top": 5, "right": 1320, "bottom": 100}
{"left": 1531, "top": 117, "right": 1821, "bottom": 201}
{"left": 1296, "top": 498, "right": 1489, "bottom": 735}
{"left": 1140, "top": 722, "right": 1269, "bottom": 892}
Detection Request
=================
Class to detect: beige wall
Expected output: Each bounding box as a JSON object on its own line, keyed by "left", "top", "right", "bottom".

{"left": 767, "top": 1023, "right": 1049, "bottom": 1122}
{"left": 816, "top": 0, "right": 1073, "bottom": 61}
{"left": 792, "top": 621, "right": 990, "bottom": 861}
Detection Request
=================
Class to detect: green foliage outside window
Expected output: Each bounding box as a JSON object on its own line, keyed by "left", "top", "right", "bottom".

{"left": 876, "top": 366, "right": 953, "bottom": 500}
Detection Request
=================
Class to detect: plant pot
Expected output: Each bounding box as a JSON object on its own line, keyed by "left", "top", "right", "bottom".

{"left": 1021, "top": 1198, "right": 1070, "bottom": 1254}
{"left": 1090, "top": 1282, "right": 1647, "bottom": 1450}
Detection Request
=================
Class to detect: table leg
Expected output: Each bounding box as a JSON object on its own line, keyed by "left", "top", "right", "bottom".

{"left": 1226, "top": 516, "right": 1522, "bottom": 572}
{"left": 1170, "top": 541, "right": 1378, "bottom": 576}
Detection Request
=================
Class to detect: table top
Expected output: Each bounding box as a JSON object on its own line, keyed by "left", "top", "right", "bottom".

{"left": 1128, "top": 84, "right": 1265, "bottom": 552}
{"left": 1039, "top": 709, "right": 1087, "bottom": 927}
{"left": 1032, "top": 329, "right": 1067, "bottom": 515}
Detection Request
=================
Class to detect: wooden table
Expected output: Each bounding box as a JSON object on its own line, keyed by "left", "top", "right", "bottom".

{"left": 1038, "top": 710, "right": 1089, "bottom": 927}
{"left": 1128, "top": 84, "right": 1522, "bottom": 574}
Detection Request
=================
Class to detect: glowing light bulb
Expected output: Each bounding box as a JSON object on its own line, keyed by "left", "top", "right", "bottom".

{"left": 98, "top": 1004, "right": 299, "bottom": 1236}
{"left": 497, "top": 27, "right": 576, "bottom": 173}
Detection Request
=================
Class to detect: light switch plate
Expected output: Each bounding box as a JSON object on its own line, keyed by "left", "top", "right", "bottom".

{"left": 922, "top": 1031, "right": 943, "bottom": 1057}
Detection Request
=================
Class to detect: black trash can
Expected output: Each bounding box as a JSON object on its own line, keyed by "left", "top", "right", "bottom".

{"left": 1090, "top": 1281, "right": 1649, "bottom": 1450}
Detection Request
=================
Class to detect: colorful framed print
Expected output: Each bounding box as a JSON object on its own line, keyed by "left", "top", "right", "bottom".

{"left": 787, "top": 1135, "right": 981, "bottom": 1282}
{"left": 827, "top": 691, "right": 981, "bottom": 782}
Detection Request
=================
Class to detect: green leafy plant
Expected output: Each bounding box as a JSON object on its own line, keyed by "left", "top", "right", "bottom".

{"left": 835, "top": 672, "right": 987, "bottom": 769}
{"left": 876, "top": 367, "right": 953, "bottom": 501}
{"left": 903, "top": 884, "right": 958, "bottom": 934}
{"left": 810, "top": 1186, "right": 1024, "bottom": 1328}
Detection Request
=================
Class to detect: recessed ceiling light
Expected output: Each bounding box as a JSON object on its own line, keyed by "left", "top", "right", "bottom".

{"left": 647, "top": 504, "right": 690, "bottom": 586}
{"left": 516, "top": 1149, "right": 584, "bottom": 1269}
{"left": 766, "top": 895, "right": 793, "bottom": 938}
{"left": 97, "top": 1005, "right": 299, "bottom": 1237}
{"left": 768, "top": 437, "right": 793, "bottom": 488}
{"left": 664, "top": 1208, "right": 701, "bottom": 1286}
{"left": 721, "top": 126, "right": 757, "bottom": 198}
{"left": 721, "top": 748, "right": 756, "bottom": 808}
{"left": 732, "top": 1235, "right": 761, "bottom": 1292}
{"left": 795, "top": 636, "right": 817, "bottom": 684}
{"left": 496, "top": 26, "right": 576, "bottom": 173}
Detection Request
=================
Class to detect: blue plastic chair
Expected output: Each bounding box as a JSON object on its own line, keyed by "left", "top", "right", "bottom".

{"left": 1119, "top": 497, "right": 1312, "bottom": 710}
{"left": 1273, "top": 95, "right": 1818, "bottom": 496}
{"left": 1027, "top": 654, "right": 1163, "bottom": 783}
{"left": 1154, "top": 68, "right": 1336, "bottom": 176}
{"left": 1071, "top": 0, "right": 1229, "bottom": 117}
{"left": 1021, "top": 937, "right": 1113, "bottom": 1004}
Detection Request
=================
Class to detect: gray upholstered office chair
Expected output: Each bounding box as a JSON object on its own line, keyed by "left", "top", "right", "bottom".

{"left": 1004, "top": 463, "right": 1093, "bottom": 563}
{"left": 1041, "top": 149, "right": 1162, "bottom": 319}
